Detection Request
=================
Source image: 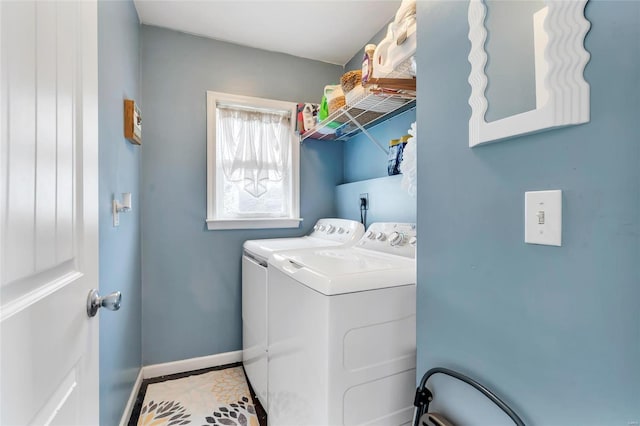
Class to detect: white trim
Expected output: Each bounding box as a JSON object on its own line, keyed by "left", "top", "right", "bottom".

{"left": 206, "top": 91, "right": 300, "bottom": 229}
{"left": 118, "top": 369, "right": 143, "bottom": 426}
{"left": 141, "top": 350, "right": 243, "bottom": 380}
{"left": 467, "top": 0, "right": 590, "bottom": 147}
{"left": 207, "top": 217, "right": 302, "bottom": 230}
{"left": 79, "top": 0, "right": 101, "bottom": 421}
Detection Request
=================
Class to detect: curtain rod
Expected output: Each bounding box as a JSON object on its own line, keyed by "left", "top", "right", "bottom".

{"left": 216, "top": 102, "right": 291, "bottom": 118}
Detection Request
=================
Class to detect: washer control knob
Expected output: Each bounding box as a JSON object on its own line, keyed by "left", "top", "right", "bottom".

{"left": 366, "top": 231, "right": 376, "bottom": 239}
{"left": 376, "top": 232, "right": 387, "bottom": 241}
{"left": 409, "top": 236, "right": 417, "bottom": 247}
{"left": 337, "top": 227, "right": 345, "bottom": 234}
{"left": 319, "top": 225, "right": 326, "bottom": 232}
{"left": 327, "top": 225, "right": 336, "bottom": 234}
{"left": 389, "top": 232, "right": 406, "bottom": 246}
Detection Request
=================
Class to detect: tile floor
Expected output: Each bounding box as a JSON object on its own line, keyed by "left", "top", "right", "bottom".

{"left": 129, "top": 363, "right": 267, "bottom": 426}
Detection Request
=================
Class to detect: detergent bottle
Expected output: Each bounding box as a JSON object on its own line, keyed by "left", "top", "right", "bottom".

{"left": 361, "top": 44, "right": 376, "bottom": 85}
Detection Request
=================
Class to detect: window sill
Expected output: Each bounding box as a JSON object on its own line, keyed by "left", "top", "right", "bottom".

{"left": 206, "top": 218, "right": 303, "bottom": 230}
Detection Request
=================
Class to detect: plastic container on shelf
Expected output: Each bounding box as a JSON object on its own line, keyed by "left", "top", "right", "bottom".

{"left": 373, "top": 0, "right": 417, "bottom": 79}
{"left": 324, "top": 84, "right": 345, "bottom": 114}
{"left": 313, "top": 92, "right": 344, "bottom": 136}
{"left": 318, "top": 95, "right": 329, "bottom": 121}
{"left": 361, "top": 44, "right": 376, "bottom": 85}
{"left": 302, "top": 103, "right": 318, "bottom": 131}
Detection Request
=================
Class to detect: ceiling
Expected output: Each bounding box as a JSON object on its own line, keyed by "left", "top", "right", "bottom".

{"left": 133, "top": 1, "right": 401, "bottom": 66}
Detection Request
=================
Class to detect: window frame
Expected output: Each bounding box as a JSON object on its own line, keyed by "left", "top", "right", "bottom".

{"left": 206, "top": 91, "right": 301, "bottom": 230}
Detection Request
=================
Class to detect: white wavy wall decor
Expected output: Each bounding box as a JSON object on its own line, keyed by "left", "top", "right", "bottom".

{"left": 467, "top": 0, "right": 590, "bottom": 147}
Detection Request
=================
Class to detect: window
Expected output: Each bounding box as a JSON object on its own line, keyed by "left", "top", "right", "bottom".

{"left": 206, "top": 91, "right": 300, "bottom": 230}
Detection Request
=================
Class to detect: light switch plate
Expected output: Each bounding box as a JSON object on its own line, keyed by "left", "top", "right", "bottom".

{"left": 525, "top": 190, "right": 562, "bottom": 246}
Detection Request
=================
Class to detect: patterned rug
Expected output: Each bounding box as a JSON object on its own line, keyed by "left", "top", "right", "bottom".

{"left": 131, "top": 365, "right": 261, "bottom": 426}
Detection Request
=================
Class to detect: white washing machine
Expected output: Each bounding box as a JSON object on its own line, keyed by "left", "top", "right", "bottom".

{"left": 267, "top": 223, "right": 417, "bottom": 426}
{"left": 242, "top": 219, "right": 364, "bottom": 410}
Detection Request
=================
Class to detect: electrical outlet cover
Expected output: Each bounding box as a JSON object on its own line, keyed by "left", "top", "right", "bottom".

{"left": 359, "top": 193, "right": 369, "bottom": 210}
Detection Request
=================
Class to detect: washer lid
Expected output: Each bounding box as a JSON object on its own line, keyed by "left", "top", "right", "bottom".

{"left": 269, "top": 247, "right": 416, "bottom": 295}
{"left": 244, "top": 236, "right": 343, "bottom": 262}
{"left": 243, "top": 218, "right": 364, "bottom": 261}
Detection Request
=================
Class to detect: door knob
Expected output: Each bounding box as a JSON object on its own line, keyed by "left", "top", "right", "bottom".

{"left": 86, "top": 289, "right": 122, "bottom": 317}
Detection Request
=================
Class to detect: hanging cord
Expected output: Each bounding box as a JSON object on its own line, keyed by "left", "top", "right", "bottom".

{"left": 360, "top": 197, "right": 367, "bottom": 227}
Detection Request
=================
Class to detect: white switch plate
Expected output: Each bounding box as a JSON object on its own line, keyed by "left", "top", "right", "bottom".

{"left": 525, "top": 190, "right": 562, "bottom": 246}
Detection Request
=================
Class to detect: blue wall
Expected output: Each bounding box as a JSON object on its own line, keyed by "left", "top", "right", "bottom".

{"left": 416, "top": 1, "right": 640, "bottom": 424}
{"left": 342, "top": 110, "right": 416, "bottom": 183}
{"left": 140, "top": 26, "right": 344, "bottom": 365}
{"left": 335, "top": 20, "right": 417, "bottom": 225}
{"left": 98, "top": 1, "right": 141, "bottom": 424}
{"left": 336, "top": 175, "right": 416, "bottom": 225}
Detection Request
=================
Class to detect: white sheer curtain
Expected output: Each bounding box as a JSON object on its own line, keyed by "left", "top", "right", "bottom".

{"left": 217, "top": 106, "right": 290, "bottom": 198}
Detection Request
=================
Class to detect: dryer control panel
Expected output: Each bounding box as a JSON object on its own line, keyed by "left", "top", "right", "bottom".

{"left": 357, "top": 222, "right": 417, "bottom": 258}
{"left": 309, "top": 218, "right": 365, "bottom": 244}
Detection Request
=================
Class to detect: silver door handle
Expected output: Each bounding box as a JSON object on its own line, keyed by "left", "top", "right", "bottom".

{"left": 86, "top": 289, "right": 122, "bottom": 317}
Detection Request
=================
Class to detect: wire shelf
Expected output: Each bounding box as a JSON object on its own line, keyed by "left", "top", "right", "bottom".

{"left": 300, "top": 84, "right": 416, "bottom": 143}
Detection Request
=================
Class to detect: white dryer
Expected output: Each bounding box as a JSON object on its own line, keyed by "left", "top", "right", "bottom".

{"left": 242, "top": 218, "right": 364, "bottom": 410}
{"left": 267, "top": 223, "right": 417, "bottom": 426}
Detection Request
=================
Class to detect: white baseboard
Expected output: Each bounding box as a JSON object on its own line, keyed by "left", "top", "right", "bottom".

{"left": 119, "top": 368, "right": 143, "bottom": 426}
{"left": 141, "top": 350, "right": 243, "bottom": 379}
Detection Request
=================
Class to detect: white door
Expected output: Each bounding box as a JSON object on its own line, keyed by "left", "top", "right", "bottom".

{"left": 0, "top": 1, "right": 99, "bottom": 425}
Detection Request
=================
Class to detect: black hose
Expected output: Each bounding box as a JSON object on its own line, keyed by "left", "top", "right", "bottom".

{"left": 413, "top": 367, "right": 525, "bottom": 426}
